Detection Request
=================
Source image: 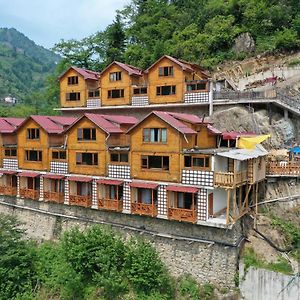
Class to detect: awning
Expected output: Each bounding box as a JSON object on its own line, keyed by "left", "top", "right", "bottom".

{"left": 18, "top": 172, "right": 40, "bottom": 178}
{"left": 166, "top": 185, "right": 198, "bottom": 193}
{"left": 237, "top": 134, "right": 271, "bottom": 150}
{"left": 97, "top": 179, "right": 123, "bottom": 185}
{"left": 43, "top": 174, "right": 65, "bottom": 180}
{"left": 129, "top": 182, "right": 159, "bottom": 189}
{"left": 0, "top": 170, "right": 17, "bottom": 175}
{"left": 68, "top": 176, "right": 93, "bottom": 182}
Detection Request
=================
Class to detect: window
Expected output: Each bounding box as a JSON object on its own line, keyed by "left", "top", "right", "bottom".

{"left": 159, "top": 66, "right": 174, "bottom": 76}
{"left": 76, "top": 153, "right": 98, "bottom": 165}
{"left": 27, "top": 128, "right": 40, "bottom": 140}
{"left": 52, "top": 150, "right": 66, "bottom": 160}
{"left": 88, "top": 90, "right": 100, "bottom": 98}
{"left": 176, "top": 192, "right": 194, "bottom": 209}
{"left": 137, "top": 188, "right": 157, "bottom": 204}
{"left": 4, "top": 148, "right": 17, "bottom": 157}
{"left": 141, "top": 155, "right": 169, "bottom": 170}
{"left": 67, "top": 76, "right": 78, "bottom": 85}
{"left": 107, "top": 185, "right": 123, "bottom": 200}
{"left": 66, "top": 92, "right": 80, "bottom": 101}
{"left": 108, "top": 89, "right": 124, "bottom": 99}
{"left": 187, "top": 82, "right": 207, "bottom": 92}
{"left": 143, "top": 128, "right": 167, "bottom": 143}
{"left": 133, "top": 87, "right": 147, "bottom": 95}
{"left": 156, "top": 85, "right": 176, "bottom": 96}
{"left": 76, "top": 182, "right": 92, "bottom": 196}
{"left": 184, "top": 156, "right": 210, "bottom": 169}
{"left": 110, "top": 152, "right": 128, "bottom": 163}
{"left": 109, "top": 72, "right": 122, "bottom": 81}
{"left": 26, "top": 150, "right": 42, "bottom": 162}
{"left": 77, "top": 128, "right": 96, "bottom": 141}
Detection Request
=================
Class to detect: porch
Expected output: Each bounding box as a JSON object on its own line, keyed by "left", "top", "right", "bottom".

{"left": 97, "top": 179, "right": 123, "bottom": 212}
{"left": 0, "top": 170, "right": 17, "bottom": 196}
{"left": 214, "top": 170, "right": 248, "bottom": 188}
{"left": 68, "top": 176, "right": 92, "bottom": 208}
{"left": 19, "top": 172, "right": 40, "bottom": 200}
{"left": 43, "top": 174, "right": 65, "bottom": 204}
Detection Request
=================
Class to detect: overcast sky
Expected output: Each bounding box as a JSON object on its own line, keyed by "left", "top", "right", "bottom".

{"left": 0, "top": 0, "right": 129, "bottom": 49}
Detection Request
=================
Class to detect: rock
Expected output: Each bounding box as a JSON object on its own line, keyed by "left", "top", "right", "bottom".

{"left": 232, "top": 32, "right": 255, "bottom": 54}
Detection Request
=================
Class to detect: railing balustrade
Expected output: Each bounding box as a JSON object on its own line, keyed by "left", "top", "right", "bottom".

{"left": 131, "top": 202, "right": 157, "bottom": 217}
{"left": 44, "top": 191, "right": 65, "bottom": 203}
{"left": 214, "top": 170, "right": 248, "bottom": 187}
{"left": 168, "top": 207, "right": 197, "bottom": 223}
{"left": 20, "top": 188, "right": 39, "bottom": 200}
{"left": 69, "top": 195, "right": 92, "bottom": 207}
{"left": 267, "top": 161, "right": 300, "bottom": 176}
{"left": 0, "top": 185, "right": 17, "bottom": 196}
{"left": 98, "top": 198, "right": 123, "bottom": 211}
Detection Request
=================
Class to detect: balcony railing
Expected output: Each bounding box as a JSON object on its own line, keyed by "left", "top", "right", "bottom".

{"left": 214, "top": 170, "right": 248, "bottom": 188}
{"left": 168, "top": 207, "right": 197, "bottom": 223}
{"left": 44, "top": 191, "right": 65, "bottom": 204}
{"left": 20, "top": 188, "right": 39, "bottom": 200}
{"left": 98, "top": 198, "right": 123, "bottom": 212}
{"left": 267, "top": 161, "right": 300, "bottom": 176}
{"left": 69, "top": 194, "right": 92, "bottom": 208}
{"left": 0, "top": 185, "right": 17, "bottom": 196}
{"left": 131, "top": 202, "right": 157, "bottom": 217}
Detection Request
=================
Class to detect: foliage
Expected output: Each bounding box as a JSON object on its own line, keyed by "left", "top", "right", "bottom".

{"left": 0, "top": 214, "right": 37, "bottom": 299}
{"left": 243, "top": 247, "right": 293, "bottom": 275}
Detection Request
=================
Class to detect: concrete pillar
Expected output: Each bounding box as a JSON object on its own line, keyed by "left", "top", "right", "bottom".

{"left": 122, "top": 180, "right": 131, "bottom": 214}
{"left": 284, "top": 109, "right": 289, "bottom": 120}
{"left": 209, "top": 80, "right": 214, "bottom": 116}
{"left": 17, "top": 175, "right": 20, "bottom": 198}
{"left": 197, "top": 188, "right": 208, "bottom": 223}
{"left": 64, "top": 179, "right": 69, "bottom": 205}
{"left": 39, "top": 176, "right": 44, "bottom": 201}
{"left": 157, "top": 184, "right": 168, "bottom": 219}
{"left": 91, "top": 180, "right": 98, "bottom": 209}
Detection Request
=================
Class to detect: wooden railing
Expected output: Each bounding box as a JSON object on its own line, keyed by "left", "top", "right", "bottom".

{"left": 20, "top": 188, "right": 39, "bottom": 200}
{"left": 0, "top": 185, "right": 17, "bottom": 196}
{"left": 214, "top": 170, "right": 248, "bottom": 187}
{"left": 267, "top": 161, "right": 300, "bottom": 176}
{"left": 44, "top": 191, "right": 65, "bottom": 204}
{"left": 69, "top": 195, "right": 92, "bottom": 208}
{"left": 98, "top": 198, "right": 123, "bottom": 211}
{"left": 168, "top": 207, "right": 197, "bottom": 223}
{"left": 131, "top": 202, "right": 157, "bottom": 217}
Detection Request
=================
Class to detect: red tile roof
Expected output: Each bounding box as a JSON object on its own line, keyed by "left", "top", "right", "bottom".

{"left": 0, "top": 170, "right": 18, "bottom": 175}
{"left": 43, "top": 174, "right": 65, "bottom": 180}
{"left": 101, "top": 61, "right": 143, "bottom": 77}
{"left": 167, "top": 112, "right": 204, "bottom": 124}
{"left": 207, "top": 124, "right": 222, "bottom": 135}
{"left": 68, "top": 176, "right": 93, "bottom": 182}
{"left": 30, "top": 115, "right": 76, "bottom": 134}
{"left": 18, "top": 172, "right": 40, "bottom": 177}
{"left": 84, "top": 114, "right": 123, "bottom": 134}
{"left": 0, "top": 117, "right": 25, "bottom": 133}
{"left": 129, "top": 182, "right": 159, "bottom": 189}
{"left": 101, "top": 114, "right": 138, "bottom": 125}
{"left": 97, "top": 179, "right": 123, "bottom": 185}
{"left": 59, "top": 66, "right": 100, "bottom": 81}
{"left": 222, "top": 131, "right": 256, "bottom": 140}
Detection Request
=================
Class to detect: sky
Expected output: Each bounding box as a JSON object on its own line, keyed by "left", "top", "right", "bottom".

{"left": 0, "top": 0, "right": 129, "bottom": 49}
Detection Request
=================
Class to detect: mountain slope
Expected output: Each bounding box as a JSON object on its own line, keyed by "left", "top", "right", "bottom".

{"left": 0, "top": 28, "right": 60, "bottom": 101}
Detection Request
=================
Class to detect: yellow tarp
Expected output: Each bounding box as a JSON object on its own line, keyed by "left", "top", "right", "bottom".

{"left": 237, "top": 134, "right": 271, "bottom": 150}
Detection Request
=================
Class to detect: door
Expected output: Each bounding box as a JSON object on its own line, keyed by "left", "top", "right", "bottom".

{"left": 208, "top": 193, "right": 214, "bottom": 217}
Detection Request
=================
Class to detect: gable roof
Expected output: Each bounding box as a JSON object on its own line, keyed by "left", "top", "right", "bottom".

{"left": 59, "top": 66, "right": 100, "bottom": 81}
{"left": 0, "top": 117, "right": 25, "bottom": 133}
{"left": 18, "top": 115, "right": 77, "bottom": 134}
{"left": 66, "top": 113, "right": 138, "bottom": 135}
{"left": 100, "top": 61, "right": 143, "bottom": 77}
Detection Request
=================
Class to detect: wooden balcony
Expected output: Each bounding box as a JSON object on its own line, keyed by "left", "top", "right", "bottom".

{"left": 131, "top": 202, "right": 157, "bottom": 217}
{"left": 98, "top": 198, "right": 123, "bottom": 212}
{"left": 214, "top": 170, "right": 248, "bottom": 188}
{"left": 69, "top": 194, "right": 92, "bottom": 208}
{"left": 44, "top": 191, "right": 64, "bottom": 204}
{"left": 267, "top": 161, "right": 300, "bottom": 176}
{"left": 168, "top": 207, "right": 197, "bottom": 223}
{"left": 107, "top": 135, "right": 130, "bottom": 147}
{"left": 20, "top": 188, "right": 39, "bottom": 200}
{"left": 0, "top": 185, "right": 17, "bottom": 196}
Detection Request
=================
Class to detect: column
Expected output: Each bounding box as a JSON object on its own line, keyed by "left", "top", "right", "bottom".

{"left": 209, "top": 80, "right": 214, "bottom": 116}
{"left": 122, "top": 180, "right": 131, "bottom": 214}
{"left": 197, "top": 188, "right": 208, "bottom": 223}
{"left": 64, "top": 179, "right": 69, "bottom": 205}
{"left": 39, "top": 176, "right": 44, "bottom": 201}
{"left": 17, "top": 175, "right": 20, "bottom": 198}
{"left": 91, "top": 180, "right": 98, "bottom": 209}
{"left": 157, "top": 184, "right": 168, "bottom": 219}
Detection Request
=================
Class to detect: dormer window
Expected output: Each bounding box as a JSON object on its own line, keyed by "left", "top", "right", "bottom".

{"left": 159, "top": 66, "right": 173, "bottom": 76}
{"left": 109, "top": 72, "right": 122, "bottom": 81}
{"left": 143, "top": 128, "right": 167, "bottom": 143}
{"left": 27, "top": 128, "right": 40, "bottom": 140}
{"left": 67, "top": 76, "right": 78, "bottom": 85}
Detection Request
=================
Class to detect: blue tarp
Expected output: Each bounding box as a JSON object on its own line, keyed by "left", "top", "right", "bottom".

{"left": 290, "top": 146, "right": 300, "bottom": 154}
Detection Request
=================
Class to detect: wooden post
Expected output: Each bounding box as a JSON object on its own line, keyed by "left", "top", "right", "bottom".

{"left": 226, "top": 189, "right": 230, "bottom": 224}
{"left": 192, "top": 192, "right": 195, "bottom": 222}
{"left": 151, "top": 189, "right": 154, "bottom": 217}
{"left": 239, "top": 187, "right": 242, "bottom": 215}
{"left": 255, "top": 182, "right": 259, "bottom": 228}
{"left": 233, "top": 188, "right": 237, "bottom": 221}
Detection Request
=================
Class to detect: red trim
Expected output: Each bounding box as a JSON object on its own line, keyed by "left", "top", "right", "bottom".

{"left": 166, "top": 185, "right": 198, "bottom": 193}
{"left": 68, "top": 176, "right": 92, "bottom": 182}
{"left": 43, "top": 174, "right": 65, "bottom": 180}
{"left": 97, "top": 179, "right": 123, "bottom": 185}
{"left": 0, "top": 170, "right": 17, "bottom": 175}
{"left": 18, "top": 172, "right": 40, "bottom": 178}
{"left": 129, "top": 182, "right": 158, "bottom": 189}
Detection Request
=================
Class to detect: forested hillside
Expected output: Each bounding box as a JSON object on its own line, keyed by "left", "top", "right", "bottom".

{"left": 54, "top": 0, "right": 300, "bottom": 70}
{"left": 0, "top": 28, "right": 61, "bottom": 116}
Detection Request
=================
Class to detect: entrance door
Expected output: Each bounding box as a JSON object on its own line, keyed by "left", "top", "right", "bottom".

{"left": 208, "top": 193, "right": 213, "bottom": 217}
{"left": 28, "top": 177, "right": 34, "bottom": 189}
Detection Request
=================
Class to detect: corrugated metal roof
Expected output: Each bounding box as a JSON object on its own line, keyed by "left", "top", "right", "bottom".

{"left": 129, "top": 182, "right": 159, "bottom": 189}
{"left": 0, "top": 170, "right": 18, "bottom": 175}
{"left": 0, "top": 117, "right": 25, "bottom": 133}
{"left": 59, "top": 66, "right": 100, "bottom": 80}
{"left": 217, "top": 145, "right": 268, "bottom": 161}
{"left": 101, "top": 115, "right": 138, "bottom": 125}
{"left": 85, "top": 114, "right": 123, "bottom": 134}
{"left": 166, "top": 185, "right": 198, "bottom": 193}
{"left": 207, "top": 124, "right": 222, "bottom": 135}
{"left": 168, "top": 112, "right": 203, "bottom": 124}
{"left": 222, "top": 131, "right": 256, "bottom": 140}
{"left": 97, "top": 179, "right": 123, "bottom": 185}
{"left": 49, "top": 116, "right": 77, "bottom": 126}
{"left": 101, "top": 61, "right": 143, "bottom": 77}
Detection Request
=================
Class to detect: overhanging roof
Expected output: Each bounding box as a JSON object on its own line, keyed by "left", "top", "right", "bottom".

{"left": 217, "top": 145, "right": 268, "bottom": 161}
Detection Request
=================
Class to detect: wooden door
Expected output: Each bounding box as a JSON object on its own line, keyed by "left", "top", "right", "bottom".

{"left": 208, "top": 193, "right": 213, "bottom": 217}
